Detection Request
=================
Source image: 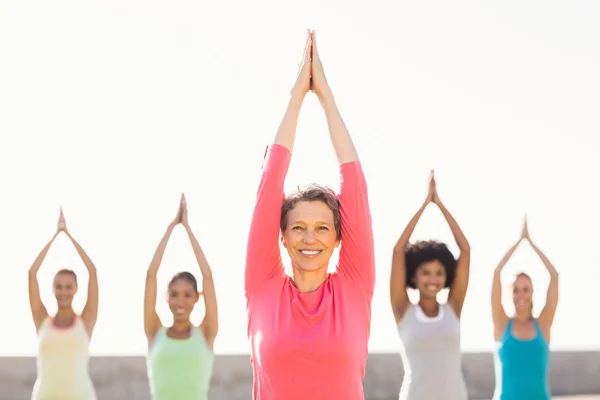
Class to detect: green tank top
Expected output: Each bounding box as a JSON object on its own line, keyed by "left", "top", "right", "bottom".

{"left": 147, "top": 326, "right": 214, "bottom": 400}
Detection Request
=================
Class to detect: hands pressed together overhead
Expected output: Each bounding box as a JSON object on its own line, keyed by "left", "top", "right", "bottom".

{"left": 292, "top": 30, "right": 331, "bottom": 99}
{"left": 423, "top": 170, "right": 442, "bottom": 207}
{"left": 169, "top": 194, "right": 190, "bottom": 230}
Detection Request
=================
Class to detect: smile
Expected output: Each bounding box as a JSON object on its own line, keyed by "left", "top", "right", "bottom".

{"left": 299, "top": 249, "right": 323, "bottom": 257}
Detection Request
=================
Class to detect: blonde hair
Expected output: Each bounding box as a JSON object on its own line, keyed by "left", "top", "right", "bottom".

{"left": 513, "top": 272, "right": 534, "bottom": 314}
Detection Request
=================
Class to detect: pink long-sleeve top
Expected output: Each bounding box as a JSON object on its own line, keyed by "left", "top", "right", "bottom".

{"left": 245, "top": 144, "right": 375, "bottom": 400}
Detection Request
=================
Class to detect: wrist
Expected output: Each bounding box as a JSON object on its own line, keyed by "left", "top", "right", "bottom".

{"left": 316, "top": 87, "right": 334, "bottom": 106}
{"left": 289, "top": 89, "right": 307, "bottom": 103}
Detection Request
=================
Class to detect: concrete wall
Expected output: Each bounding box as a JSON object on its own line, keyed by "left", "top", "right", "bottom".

{"left": 1, "top": 352, "right": 599, "bottom": 400}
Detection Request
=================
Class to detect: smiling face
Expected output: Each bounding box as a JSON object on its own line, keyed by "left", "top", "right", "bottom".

{"left": 167, "top": 278, "right": 200, "bottom": 322}
{"left": 413, "top": 260, "right": 447, "bottom": 299}
{"left": 281, "top": 200, "right": 340, "bottom": 274}
{"left": 53, "top": 271, "right": 78, "bottom": 309}
{"left": 512, "top": 273, "right": 533, "bottom": 315}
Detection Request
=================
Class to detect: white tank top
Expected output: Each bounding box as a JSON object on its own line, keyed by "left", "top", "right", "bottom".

{"left": 31, "top": 316, "right": 97, "bottom": 400}
{"left": 396, "top": 303, "right": 468, "bottom": 400}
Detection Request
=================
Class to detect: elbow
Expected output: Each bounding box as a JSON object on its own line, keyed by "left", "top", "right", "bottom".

{"left": 460, "top": 243, "right": 471, "bottom": 254}
{"left": 393, "top": 242, "right": 406, "bottom": 255}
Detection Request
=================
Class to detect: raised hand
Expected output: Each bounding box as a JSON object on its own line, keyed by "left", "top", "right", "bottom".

{"left": 424, "top": 170, "right": 436, "bottom": 205}
{"left": 520, "top": 215, "right": 530, "bottom": 242}
{"left": 430, "top": 170, "right": 441, "bottom": 205}
{"left": 291, "top": 30, "right": 313, "bottom": 98}
{"left": 180, "top": 194, "right": 189, "bottom": 228}
{"left": 57, "top": 207, "right": 67, "bottom": 234}
{"left": 169, "top": 198, "right": 183, "bottom": 229}
{"left": 310, "top": 30, "right": 331, "bottom": 98}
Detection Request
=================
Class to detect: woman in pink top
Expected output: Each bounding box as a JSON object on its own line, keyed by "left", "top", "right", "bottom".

{"left": 245, "top": 30, "right": 375, "bottom": 400}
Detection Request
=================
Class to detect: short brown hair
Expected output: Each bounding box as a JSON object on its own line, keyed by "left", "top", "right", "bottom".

{"left": 280, "top": 183, "right": 341, "bottom": 240}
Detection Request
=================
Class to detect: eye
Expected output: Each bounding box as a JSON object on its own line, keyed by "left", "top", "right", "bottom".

{"left": 318, "top": 226, "right": 329, "bottom": 231}
{"left": 292, "top": 226, "right": 303, "bottom": 231}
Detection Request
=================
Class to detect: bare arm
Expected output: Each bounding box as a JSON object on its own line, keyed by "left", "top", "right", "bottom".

{"left": 180, "top": 195, "right": 218, "bottom": 348}
{"left": 145, "top": 209, "right": 179, "bottom": 345}
{"left": 434, "top": 195, "right": 471, "bottom": 318}
{"left": 184, "top": 225, "right": 218, "bottom": 348}
{"left": 311, "top": 31, "right": 358, "bottom": 164}
{"left": 492, "top": 240, "right": 520, "bottom": 340}
{"left": 529, "top": 239, "right": 559, "bottom": 338}
{"left": 391, "top": 202, "right": 428, "bottom": 324}
{"left": 274, "top": 31, "right": 312, "bottom": 152}
{"left": 66, "top": 232, "right": 98, "bottom": 337}
{"left": 28, "top": 234, "right": 57, "bottom": 332}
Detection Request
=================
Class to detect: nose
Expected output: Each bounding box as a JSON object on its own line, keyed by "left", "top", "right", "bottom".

{"left": 302, "top": 229, "right": 317, "bottom": 244}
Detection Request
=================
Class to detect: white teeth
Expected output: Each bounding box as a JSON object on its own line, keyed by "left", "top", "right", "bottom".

{"left": 300, "top": 250, "right": 321, "bottom": 255}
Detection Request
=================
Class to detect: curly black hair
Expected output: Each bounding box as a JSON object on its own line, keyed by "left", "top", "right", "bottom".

{"left": 405, "top": 240, "right": 457, "bottom": 289}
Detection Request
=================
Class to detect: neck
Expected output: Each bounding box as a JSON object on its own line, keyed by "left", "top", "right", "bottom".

{"left": 514, "top": 310, "right": 532, "bottom": 321}
{"left": 171, "top": 320, "right": 193, "bottom": 332}
{"left": 418, "top": 297, "right": 439, "bottom": 314}
{"left": 55, "top": 307, "right": 75, "bottom": 318}
{"left": 291, "top": 267, "right": 328, "bottom": 293}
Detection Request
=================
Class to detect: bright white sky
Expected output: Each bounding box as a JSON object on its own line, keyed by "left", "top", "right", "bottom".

{"left": 0, "top": 0, "right": 598, "bottom": 356}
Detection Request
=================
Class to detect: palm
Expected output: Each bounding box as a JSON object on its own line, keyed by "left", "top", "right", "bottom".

{"left": 521, "top": 218, "right": 530, "bottom": 241}
{"left": 57, "top": 208, "right": 67, "bottom": 233}
{"left": 180, "top": 194, "right": 189, "bottom": 226}
{"left": 292, "top": 30, "right": 312, "bottom": 96}
{"left": 310, "top": 31, "right": 329, "bottom": 96}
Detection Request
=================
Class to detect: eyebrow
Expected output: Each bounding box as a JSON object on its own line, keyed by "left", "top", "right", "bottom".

{"left": 290, "top": 220, "right": 332, "bottom": 225}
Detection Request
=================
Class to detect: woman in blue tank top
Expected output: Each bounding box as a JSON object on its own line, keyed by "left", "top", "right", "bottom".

{"left": 491, "top": 217, "right": 559, "bottom": 400}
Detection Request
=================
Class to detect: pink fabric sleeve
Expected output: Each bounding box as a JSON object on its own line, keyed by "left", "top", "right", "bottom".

{"left": 336, "top": 161, "right": 375, "bottom": 294}
{"left": 244, "top": 144, "right": 291, "bottom": 297}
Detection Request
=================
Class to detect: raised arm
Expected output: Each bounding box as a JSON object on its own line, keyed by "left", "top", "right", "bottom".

{"left": 180, "top": 195, "right": 218, "bottom": 348}
{"left": 391, "top": 192, "right": 431, "bottom": 324}
{"left": 310, "top": 30, "right": 358, "bottom": 164}
{"left": 244, "top": 32, "right": 312, "bottom": 297}
{"left": 61, "top": 211, "right": 98, "bottom": 337}
{"left": 144, "top": 204, "right": 181, "bottom": 345}
{"left": 522, "top": 218, "right": 559, "bottom": 339}
{"left": 309, "top": 31, "right": 374, "bottom": 292}
{"left": 430, "top": 173, "right": 471, "bottom": 317}
{"left": 28, "top": 229, "right": 59, "bottom": 332}
{"left": 492, "top": 239, "right": 521, "bottom": 340}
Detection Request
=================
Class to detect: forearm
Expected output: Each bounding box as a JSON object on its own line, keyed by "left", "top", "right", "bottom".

{"left": 67, "top": 233, "right": 97, "bottom": 272}
{"left": 495, "top": 241, "right": 520, "bottom": 272}
{"left": 185, "top": 226, "right": 213, "bottom": 278}
{"left": 529, "top": 241, "right": 558, "bottom": 277}
{"left": 437, "top": 201, "right": 470, "bottom": 253}
{"left": 274, "top": 93, "right": 305, "bottom": 152}
{"left": 148, "top": 226, "right": 174, "bottom": 276}
{"left": 394, "top": 204, "right": 427, "bottom": 252}
{"left": 29, "top": 235, "right": 57, "bottom": 275}
{"left": 318, "top": 90, "right": 358, "bottom": 164}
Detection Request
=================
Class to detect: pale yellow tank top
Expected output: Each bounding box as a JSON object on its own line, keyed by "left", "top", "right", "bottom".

{"left": 31, "top": 316, "right": 97, "bottom": 400}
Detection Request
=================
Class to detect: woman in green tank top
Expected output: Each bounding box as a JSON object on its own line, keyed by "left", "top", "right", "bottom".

{"left": 144, "top": 194, "right": 218, "bottom": 400}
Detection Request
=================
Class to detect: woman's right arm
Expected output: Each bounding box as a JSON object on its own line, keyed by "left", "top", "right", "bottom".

{"left": 144, "top": 207, "right": 180, "bottom": 345}
{"left": 390, "top": 188, "right": 432, "bottom": 324}
{"left": 244, "top": 31, "right": 312, "bottom": 297}
{"left": 492, "top": 239, "right": 521, "bottom": 340}
{"left": 28, "top": 234, "right": 57, "bottom": 332}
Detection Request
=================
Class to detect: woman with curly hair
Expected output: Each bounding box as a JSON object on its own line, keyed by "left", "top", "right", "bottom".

{"left": 390, "top": 171, "right": 471, "bottom": 400}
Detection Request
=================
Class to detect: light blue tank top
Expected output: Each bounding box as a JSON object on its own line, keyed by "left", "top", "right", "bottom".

{"left": 493, "top": 318, "right": 550, "bottom": 400}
